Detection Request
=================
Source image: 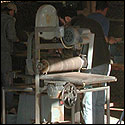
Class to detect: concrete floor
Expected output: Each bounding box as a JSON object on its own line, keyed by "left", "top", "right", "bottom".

{"left": 104, "top": 115, "right": 124, "bottom": 124}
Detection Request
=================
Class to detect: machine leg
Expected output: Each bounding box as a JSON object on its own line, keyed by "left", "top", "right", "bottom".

{"left": 75, "top": 94, "right": 81, "bottom": 123}
{"left": 71, "top": 95, "right": 81, "bottom": 124}
{"left": 2, "top": 87, "right": 6, "bottom": 124}
{"left": 35, "top": 74, "right": 41, "bottom": 124}
{"left": 106, "top": 86, "right": 110, "bottom": 124}
{"left": 71, "top": 105, "right": 75, "bottom": 124}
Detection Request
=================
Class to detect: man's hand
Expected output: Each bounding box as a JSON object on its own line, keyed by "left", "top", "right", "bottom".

{"left": 109, "top": 37, "right": 122, "bottom": 44}
{"left": 16, "top": 37, "right": 20, "bottom": 42}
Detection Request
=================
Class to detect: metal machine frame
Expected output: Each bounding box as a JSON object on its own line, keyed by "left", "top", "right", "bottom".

{"left": 2, "top": 26, "right": 117, "bottom": 124}
{"left": 2, "top": 79, "right": 112, "bottom": 124}
{"left": 34, "top": 27, "right": 65, "bottom": 124}
{"left": 1, "top": 5, "right": 117, "bottom": 124}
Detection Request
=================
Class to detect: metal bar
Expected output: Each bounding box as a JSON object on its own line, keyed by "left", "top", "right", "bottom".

{"left": 87, "top": 34, "right": 95, "bottom": 69}
{"left": 75, "top": 94, "right": 81, "bottom": 123}
{"left": 36, "top": 43, "right": 64, "bottom": 50}
{"left": 2, "top": 88, "right": 6, "bottom": 124}
{"left": 77, "top": 86, "right": 109, "bottom": 93}
{"left": 106, "top": 86, "right": 110, "bottom": 124}
{"left": 35, "top": 74, "right": 41, "bottom": 124}
{"left": 35, "top": 29, "right": 40, "bottom": 61}
{"left": 4, "top": 87, "right": 33, "bottom": 92}
{"left": 35, "top": 16, "right": 41, "bottom": 125}
{"left": 71, "top": 105, "right": 75, "bottom": 124}
{"left": 108, "top": 18, "right": 124, "bottom": 22}
{"left": 27, "top": 32, "right": 34, "bottom": 59}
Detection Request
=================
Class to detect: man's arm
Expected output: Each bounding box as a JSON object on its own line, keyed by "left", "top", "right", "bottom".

{"left": 105, "top": 36, "right": 122, "bottom": 44}
{"left": 6, "top": 18, "right": 17, "bottom": 42}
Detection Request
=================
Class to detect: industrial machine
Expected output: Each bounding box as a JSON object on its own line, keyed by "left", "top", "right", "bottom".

{"left": 2, "top": 4, "right": 117, "bottom": 124}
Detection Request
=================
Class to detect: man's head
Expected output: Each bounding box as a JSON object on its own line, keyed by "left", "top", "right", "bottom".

{"left": 96, "top": 1, "right": 109, "bottom": 16}
{"left": 2, "top": 3, "right": 17, "bottom": 17}
{"left": 7, "top": 3, "right": 17, "bottom": 16}
{"left": 57, "top": 7, "right": 77, "bottom": 25}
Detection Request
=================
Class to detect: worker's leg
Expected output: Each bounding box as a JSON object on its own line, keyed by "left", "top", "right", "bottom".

{"left": 82, "top": 68, "right": 93, "bottom": 124}
{"left": 82, "top": 91, "right": 93, "bottom": 124}
{"left": 82, "top": 64, "right": 111, "bottom": 124}
{"left": 92, "top": 64, "right": 111, "bottom": 124}
{"left": 92, "top": 90, "right": 105, "bottom": 124}
{"left": 1, "top": 52, "right": 14, "bottom": 111}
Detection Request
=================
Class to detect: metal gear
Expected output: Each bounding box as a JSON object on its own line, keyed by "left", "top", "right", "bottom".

{"left": 61, "top": 82, "right": 77, "bottom": 109}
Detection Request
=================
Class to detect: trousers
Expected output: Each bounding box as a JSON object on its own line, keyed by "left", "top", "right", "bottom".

{"left": 82, "top": 64, "right": 111, "bottom": 124}
{"left": 1, "top": 51, "right": 14, "bottom": 110}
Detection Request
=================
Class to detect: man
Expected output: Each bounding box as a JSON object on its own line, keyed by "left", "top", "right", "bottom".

{"left": 58, "top": 7, "right": 111, "bottom": 124}
{"left": 88, "top": 1, "right": 121, "bottom": 44}
{"left": 58, "top": 7, "right": 77, "bottom": 26}
{"left": 87, "top": 2, "right": 123, "bottom": 123}
{"left": 1, "top": 3, "right": 18, "bottom": 111}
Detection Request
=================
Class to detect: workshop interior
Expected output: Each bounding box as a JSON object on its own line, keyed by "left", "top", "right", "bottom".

{"left": 1, "top": 1, "right": 124, "bottom": 124}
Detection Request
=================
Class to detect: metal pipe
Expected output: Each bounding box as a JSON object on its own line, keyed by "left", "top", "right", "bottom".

{"left": 74, "top": 94, "right": 81, "bottom": 123}
{"left": 2, "top": 87, "right": 6, "bottom": 124}
{"left": 3, "top": 87, "right": 33, "bottom": 92}
{"left": 77, "top": 86, "right": 109, "bottom": 93}
{"left": 106, "top": 86, "right": 110, "bottom": 124}
{"left": 71, "top": 105, "right": 75, "bottom": 124}
{"left": 35, "top": 74, "right": 41, "bottom": 124}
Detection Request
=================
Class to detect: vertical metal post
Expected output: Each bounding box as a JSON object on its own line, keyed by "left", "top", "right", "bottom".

{"left": 35, "top": 27, "right": 41, "bottom": 124}
{"left": 75, "top": 94, "right": 81, "bottom": 123}
{"left": 87, "top": 34, "right": 95, "bottom": 69}
{"left": 106, "top": 86, "right": 110, "bottom": 124}
{"left": 35, "top": 74, "right": 41, "bottom": 124}
{"left": 71, "top": 105, "right": 75, "bottom": 124}
{"left": 91, "top": 1, "right": 96, "bottom": 13}
{"left": 2, "top": 88, "right": 6, "bottom": 124}
{"left": 87, "top": 1, "right": 91, "bottom": 13}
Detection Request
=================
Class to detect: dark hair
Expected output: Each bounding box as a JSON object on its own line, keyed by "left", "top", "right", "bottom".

{"left": 57, "top": 7, "right": 77, "bottom": 19}
{"left": 96, "top": 1, "right": 109, "bottom": 11}
{"left": 1, "top": 7, "right": 11, "bottom": 13}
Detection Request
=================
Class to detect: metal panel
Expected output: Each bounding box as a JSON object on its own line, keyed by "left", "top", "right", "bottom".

{"left": 16, "top": 93, "right": 64, "bottom": 124}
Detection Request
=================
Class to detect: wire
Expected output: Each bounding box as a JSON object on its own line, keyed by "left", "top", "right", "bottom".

{"left": 60, "top": 37, "right": 73, "bottom": 49}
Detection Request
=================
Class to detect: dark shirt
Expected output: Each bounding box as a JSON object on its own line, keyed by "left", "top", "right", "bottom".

{"left": 1, "top": 13, "right": 17, "bottom": 54}
{"left": 88, "top": 13, "right": 110, "bottom": 37}
{"left": 70, "top": 15, "right": 110, "bottom": 68}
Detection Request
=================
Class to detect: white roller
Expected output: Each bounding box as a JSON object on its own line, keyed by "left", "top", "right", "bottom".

{"left": 40, "top": 57, "right": 85, "bottom": 74}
